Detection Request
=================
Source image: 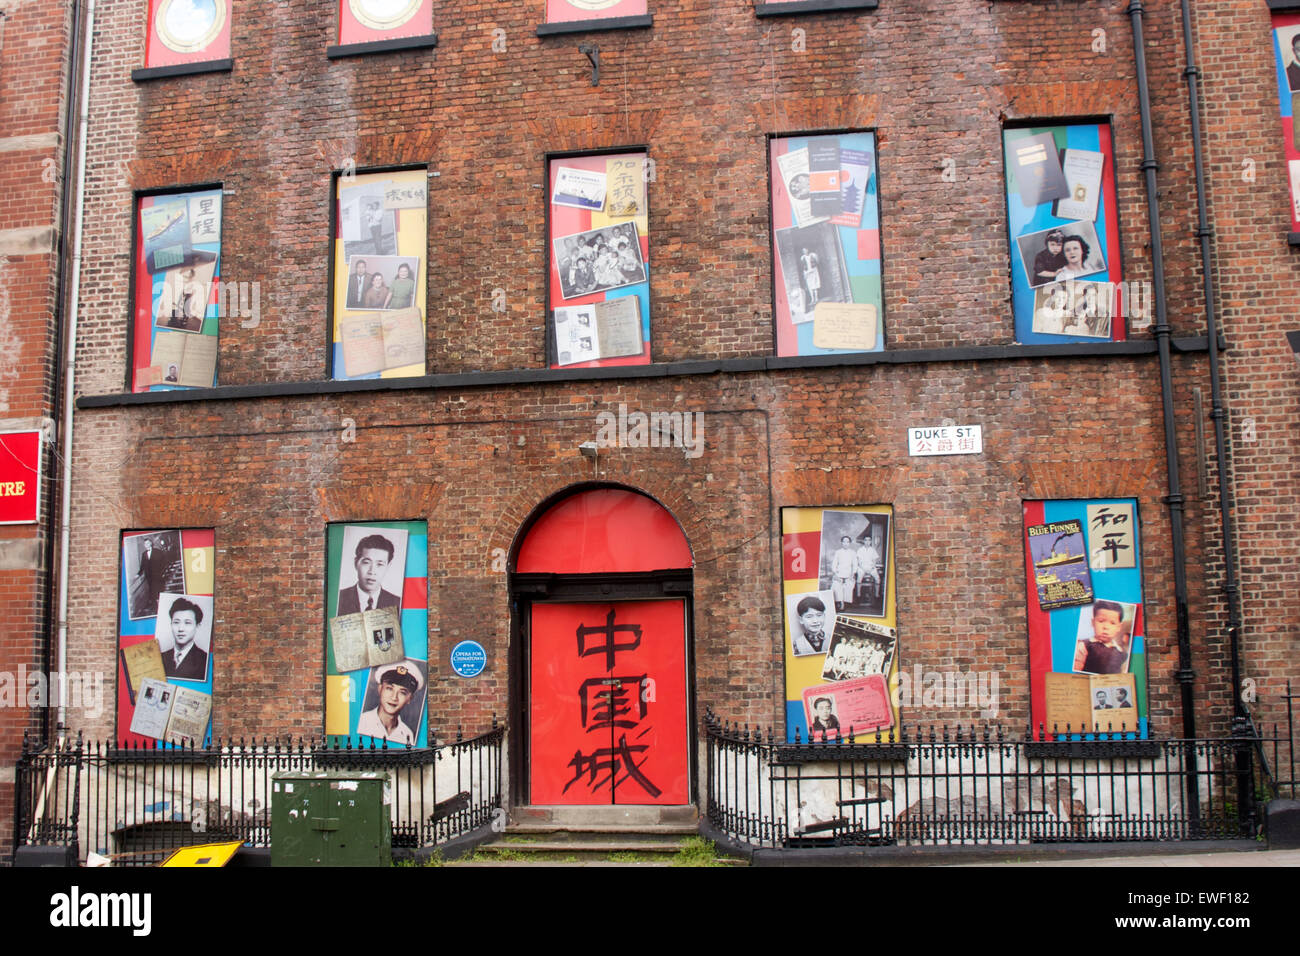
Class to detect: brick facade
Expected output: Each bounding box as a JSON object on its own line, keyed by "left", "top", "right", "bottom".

{"left": 53, "top": 0, "right": 1295, "bottom": 813}
{"left": 1190, "top": 0, "right": 1300, "bottom": 739}
{"left": 0, "top": 0, "right": 73, "bottom": 858}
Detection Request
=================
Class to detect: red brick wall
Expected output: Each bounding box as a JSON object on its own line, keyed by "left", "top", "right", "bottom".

{"left": 1188, "top": 0, "right": 1300, "bottom": 744}
{"left": 0, "top": 0, "right": 74, "bottom": 858}
{"left": 65, "top": 0, "right": 1257, "bottom": 777}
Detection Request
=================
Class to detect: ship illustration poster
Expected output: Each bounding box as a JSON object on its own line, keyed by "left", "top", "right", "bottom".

{"left": 1026, "top": 519, "right": 1094, "bottom": 611}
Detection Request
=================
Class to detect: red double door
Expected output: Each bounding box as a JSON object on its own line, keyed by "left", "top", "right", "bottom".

{"left": 528, "top": 600, "right": 690, "bottom": 805}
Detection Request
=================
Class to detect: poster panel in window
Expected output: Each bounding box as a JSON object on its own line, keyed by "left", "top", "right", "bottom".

{"left": 1271, "top": 14, "right": 1300, "bottom": 234}
{"left": 324, "top": 521, "right": 429, "bottom": 747}
{"left": 338, "top": 0, "right": 433, "bottom": 44}
{"left": 770, "top": 132, "right": 884, "bottom": 357}
{"left": 548, "top": 153, "right": 652, "bottom": 369}
{"left": 546, "top": 0, "right": 648, "bottom": 25}
{"left": 116, "top": 529, "right": 216, "bottom": 748}
{"left": 1023, "top": 499, "right": 1148, "bottom": 739}
{"left": 131, "top": 188, "right": 223, "bottom": 392}
{"left": 144, "top": 0, "right": 232, "bottom": 69}
{"left": 331, "top": 169, "right": 428, "bottom": 380}
{"left": 780, "top": 505, "right": 897, "bottom": 745}
{"left": 1003, "top": 124, "right": 1127, "bottom": 343}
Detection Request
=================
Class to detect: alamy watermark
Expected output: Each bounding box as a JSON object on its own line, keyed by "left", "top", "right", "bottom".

{"left": 1037, "top": 278, "right": 1153, "bottom": 330}
{"left": 594, "top": 402, "right": 704, "bottom": 459}
{"left": 157, "top": 276, "right": 261, "bottom": 328}
{"left": 890, "top": 666, "right": 1001, "bottom": 719}
{"left": 0, "top": 667, "right": 104, "bottom": 719}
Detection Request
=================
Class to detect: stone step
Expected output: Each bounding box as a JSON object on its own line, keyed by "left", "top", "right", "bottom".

{"left": 509, "top": 804, "right": 699, "bottom": 828}
{"left": 505, "top": 822, "right": 700, "bottom": 837}
{"left": 452, "top": 860, "right": 678, "bottom": 868}
{"left": 481, "top": 839, "right": 688, "bottom": 855}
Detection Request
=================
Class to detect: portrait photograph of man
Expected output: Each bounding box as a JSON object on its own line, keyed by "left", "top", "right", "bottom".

{"left": 1280, "top": 24, "right": 1300, "bottom": 92}
{"left": 356, "top": 658, "right": 428, "bottom": 746}
{"left": 336, "top": 525, "right": 409, "bottom": 615}
{"left": 153, "top": 592, "right": 215, "bottom": 683}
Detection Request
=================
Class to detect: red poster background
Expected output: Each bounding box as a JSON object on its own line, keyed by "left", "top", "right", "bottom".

{"left": 530, "top": 600, "right": 688, "bottom": 805}
{"left": 144, "top": 0, "right": 232, "bottom": 69}
{"left": 338, "top": 0, "right": 434, "bottom": 45}
{"left": 546, "top": 0, "right": 647, "bottom": 24}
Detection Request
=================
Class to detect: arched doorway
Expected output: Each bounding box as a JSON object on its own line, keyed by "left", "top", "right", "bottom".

{"left": 509, "top": 485, "right": 695, "bottom": 808}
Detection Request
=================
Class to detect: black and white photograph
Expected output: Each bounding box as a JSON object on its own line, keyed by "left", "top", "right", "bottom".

{"left": 1032, "top": 279, "right": 1113, "bottom": 338}
{"left": 336, "top": 524, "right": 409, "bottom": 616}
{"left": 342, "top": 255, "right": 420, "bottom": 311}
{"left": 553, "top": 221, "right": 646, "bottom": 300}
{"left": 818, "top": 509, "right": 890, "bottom": 617}
{"left": 785, "top": 590, "right": 836, "bottom": 657}
{"left": 807, "top": 693, "right": 841, "bottom": 739}
{"left": 821, "top": 616, "right": 896, "bottom": 683}
{"left": 1280, "top": 24, "right": 1300, "bottom": 92}
{"left": 154, "top": 259, "right": 217, "bottom": 334}
{"left": 340, "top": 180, "right": 397, "bottom": 258}
{"left": 153, "top": 592, "right": 214, "bottom": 684}
{"left": 123, "top": 530, "right": 184, "bottom": 621}
{"left": 775, "top": 222, "right": 851, "bottom": 324}
{"left": 1092, "top": 684, "right": 1136, "bottom": 710}
{"left": 1016, "top": 221, "right": 1106, "bottom": 288}
{"left": 357, "top": 657, "right": 428, "bottom": 746}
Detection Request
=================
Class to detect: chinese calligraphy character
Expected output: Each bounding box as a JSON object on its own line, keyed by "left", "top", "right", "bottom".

{"left": 576, "top": 610, "right": 642, "bottom": 669}
{"left": 578, "top": 675, "right": 648, "bottom": 730}
{"left": 1089, "top": 506, "right": 1130, "bottom": 529}
{"left": 1100, "top": 532, "right": 1130, "bottom": 562}
{"left": 563, "top": 733, "right": 662, "bottom": 798}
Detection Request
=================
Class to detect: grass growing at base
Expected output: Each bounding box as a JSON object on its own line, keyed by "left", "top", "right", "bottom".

{"left": 672, "top": 837, "right": 724, "bottom": 867}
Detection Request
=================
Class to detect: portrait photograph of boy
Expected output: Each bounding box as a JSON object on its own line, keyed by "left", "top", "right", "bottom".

{"left": 1072, "top": 599, "right": 1137, "bottom": 675}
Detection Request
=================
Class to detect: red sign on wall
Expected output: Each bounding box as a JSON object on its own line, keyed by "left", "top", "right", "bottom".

{"left": 0, "top": 431, "right": 41, "bottom": 525}
{"left": 530, "top": 600, "right": 689, "bottom": 805}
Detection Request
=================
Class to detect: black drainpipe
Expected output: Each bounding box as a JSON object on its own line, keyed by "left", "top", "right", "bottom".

{"left": 1128, "top": 0, "right": 1200, "bottom": 821}
{"left": 1179, "top": 0, "right": 1253, "bottom": 826}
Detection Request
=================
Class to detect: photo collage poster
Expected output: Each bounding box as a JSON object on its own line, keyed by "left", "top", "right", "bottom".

{"left": 770, "top": 132, "right": 885, "bottom": 358}
{"left": 1003, "top": 124, "right": 1125, "bottom": 344}
{"left": 145, "top": 0, "right": 232, "bottom": 70}
{"left": 548, "top": 152, "right": 652, "bottom": 368}
{"left": 131, "top": 187, "right": 223, "bottom": 393}
{"left": 781, "top": 505, "right": 897, "bottom": 743}
{"left": 338, "top": 0, "right": 434, "bottom": 44}
{"left": 332, "top": 168, "right": 429, "bottom": 381}
{"left": 1023, "top": 499, "right": 1148, "bottom": 739}
{"left": 324, "top": 521, "right": 429, "bottom": 748}
{"left": 116, "top": 529, "right": 216, "bottom": 748}
{"left": 546, "top": 0, "right": 648, "bottom": 25}
{"left": 1270, "top": 12, "right": 1300, "bottom": 233}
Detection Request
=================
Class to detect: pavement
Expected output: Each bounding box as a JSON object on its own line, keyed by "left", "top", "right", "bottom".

{"left": 954, "top": 848, "right": 1300, "bottom": 867}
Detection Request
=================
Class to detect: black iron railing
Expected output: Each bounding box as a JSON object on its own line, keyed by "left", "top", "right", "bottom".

{"left": 704, "top": 704, "right": 1293, "bottom": 850}
{"left": 15, "top": 722, "right": 504, "bottom": 865}
{"left": 1255, "top": 680, "right": 1297, "bottom": 801}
